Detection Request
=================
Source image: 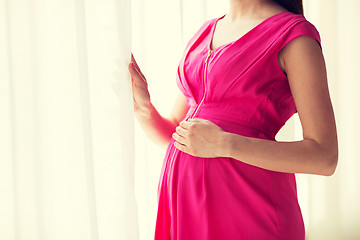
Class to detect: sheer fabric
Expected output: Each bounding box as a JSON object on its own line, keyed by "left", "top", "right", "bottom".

{"left": 0, "top": 0, "right": 138, "bottom": 239}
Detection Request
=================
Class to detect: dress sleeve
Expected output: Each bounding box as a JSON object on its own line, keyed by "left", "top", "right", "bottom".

{"left": 279, "top": 20, "right": 322, "bottom": 52}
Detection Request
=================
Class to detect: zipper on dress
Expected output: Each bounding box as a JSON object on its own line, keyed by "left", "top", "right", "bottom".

{"left": 192, "top": 49, "right": 212, "bottom": 117}
{"left": 167, "top": 49, "right": 212, "bottom": 239}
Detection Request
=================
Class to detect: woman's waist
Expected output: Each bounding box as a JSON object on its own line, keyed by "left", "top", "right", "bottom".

{"left": 185, "top": 103, "right": 276, "bottom": 140}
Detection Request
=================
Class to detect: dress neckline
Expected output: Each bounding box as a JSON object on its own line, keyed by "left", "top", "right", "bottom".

{"left": 208, "top": 11, "right": 291, "bottom": 51}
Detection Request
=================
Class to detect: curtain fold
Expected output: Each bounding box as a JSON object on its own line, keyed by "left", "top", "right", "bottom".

{"left": 74, "top": 0, "right": 99, "bottom": 239}
{"left": 0, "top": 0, "right": 138, "bottom": 239}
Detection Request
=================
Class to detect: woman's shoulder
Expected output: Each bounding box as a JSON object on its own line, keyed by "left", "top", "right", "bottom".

{"left": 286, "top": 13, "right": 319, "bottom": 35}
{"left": 273, "top": 13, "right": 322, "bottom": 50}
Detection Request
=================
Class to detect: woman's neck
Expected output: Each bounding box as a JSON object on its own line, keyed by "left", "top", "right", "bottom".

{"left": 227, "top": 0, "right": 277, "bottom": 21}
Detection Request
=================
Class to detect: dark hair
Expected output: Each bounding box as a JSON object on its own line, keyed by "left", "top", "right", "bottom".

{"left": 274, "top": 0, "right": 304, "bottom": 15}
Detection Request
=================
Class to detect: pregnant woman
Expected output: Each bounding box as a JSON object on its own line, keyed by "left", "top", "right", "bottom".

{"left": 128, "top": 0, "right": 338, "bottom": 239}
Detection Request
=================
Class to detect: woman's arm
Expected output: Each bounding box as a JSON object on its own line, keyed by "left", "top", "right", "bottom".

{"left": 173, "top": 36, "right": 338, "bottom": 176}
{"left": 135, "top": 92, "right": 188, "bottom": 149}
{"left": 128, "top": 54, "right": 188, "bottom": 149}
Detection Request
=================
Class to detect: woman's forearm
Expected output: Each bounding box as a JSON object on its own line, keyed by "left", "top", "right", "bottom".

{"left": 135, "top": 102, "right": 176, "bottom": 149}
{"left": 220, "top": 132, "right": 338, "bottom": 176}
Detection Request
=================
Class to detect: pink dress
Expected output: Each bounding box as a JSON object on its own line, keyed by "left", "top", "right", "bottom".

{"left": 155, "top": 11, "right": 321, "bottom": 240}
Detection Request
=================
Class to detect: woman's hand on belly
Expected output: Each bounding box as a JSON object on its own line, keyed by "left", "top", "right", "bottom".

{"left": 172, "top": 118, "right": 229, "bottom": 158}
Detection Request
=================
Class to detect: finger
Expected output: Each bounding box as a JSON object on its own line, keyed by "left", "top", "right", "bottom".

{"left": 129, "top": 61, "right": 146, "bottom": 82}
{"left": 128, "top": 63, "right": 147, "bottom": 85}
{"left": 172, "top": 132, "right": 188, "bottom": 145}
{"left": 188, "top": 118, "right": 202, "bottom": 122}
{"left": 131, "top": 53, "right": 146, "bottom": 80}
{"left": 131, "top": 53, "right": 140, "bottom": 69}
{"left": 175, "top": 125, "right": 189, "bottom": 137}
{"left": 179, "top": 120, "right": 192, "bottom": 130}
{"left": 128, "top": 63, "right": 140, "bottom": 80}
{"left": 189, "top": 118, "right": 213, "bottom": 125}
{"left": 174, "top": 141, "right": 189, "bottom": 154}
{"left": 135, "top": 65, "right": 146, "bottom": 82}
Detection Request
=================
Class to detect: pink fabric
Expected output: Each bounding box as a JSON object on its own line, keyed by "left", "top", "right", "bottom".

{"left": 155, "top": 11, "right": 321, "bottom": 240}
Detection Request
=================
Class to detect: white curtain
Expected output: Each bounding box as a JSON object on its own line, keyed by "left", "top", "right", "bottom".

{"left": 1, "top": 0, "right": 359, "bottom": 240}
{"left": 0, "top": 0, "right": 138, "bottom": 239}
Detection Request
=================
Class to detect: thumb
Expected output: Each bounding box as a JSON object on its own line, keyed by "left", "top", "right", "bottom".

{"left": 129, "top": 62, "right": 147, "bottom": 83}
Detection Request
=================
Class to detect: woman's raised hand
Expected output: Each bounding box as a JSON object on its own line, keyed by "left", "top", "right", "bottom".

{"left": 112, "top": 53, "right": 151, "bottom": 113}
{"left": 113, "top": 53, "right": 187, "bottom": 148}
{"left": 128, "top": 53, "right": 151, "bottom": 112}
